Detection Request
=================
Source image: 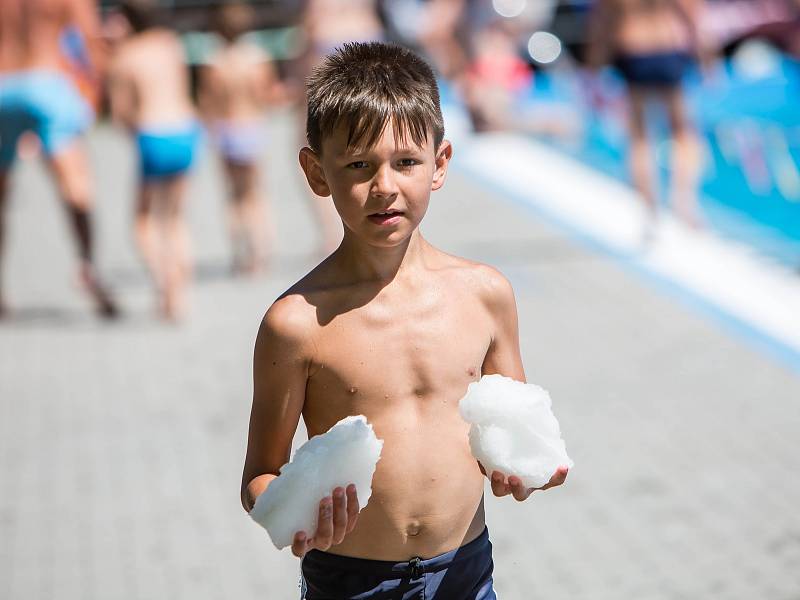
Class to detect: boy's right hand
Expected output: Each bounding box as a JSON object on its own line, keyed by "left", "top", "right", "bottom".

{"left": 291, "top": 484, "right": 360, "bottom": 558}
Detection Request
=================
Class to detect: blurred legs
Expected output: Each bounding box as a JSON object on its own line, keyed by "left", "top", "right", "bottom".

{"left": 308, "top": 191, "right": 341, "bottom": 256}
{"left": 0, "top": 169, "right": 7, "bottom": 316}
{"left": 665, "top": 88, "right": 703, "bottom": 228}
{"left": 48, "top": 140, "right": 118, "bottom": 317}
{"left": 223, "top": 160, "right": 271, "bottom": 274}
{"left": 627, "top": 88, "right": 659, "bottom": 219}
{"left": 160, "top": 175, "right": 191, "bottom": 320}
{"left": 135, "top": 175, "right": 191, "bottom": 320}
{"left": 134, "top": 182, "right": 160, "bottom": 287}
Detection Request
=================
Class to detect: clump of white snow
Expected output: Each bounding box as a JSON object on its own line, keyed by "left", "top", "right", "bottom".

{"left": 250, "top": 415, "right": 383, "bottom": 549}
{"left": 459, "top": 374, "right": 573, "bottom": 489}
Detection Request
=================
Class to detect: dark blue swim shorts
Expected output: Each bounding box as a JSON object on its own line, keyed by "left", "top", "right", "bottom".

{"left": 300, "top": 527, "right": 496, "bottom": 599}
{"left": 614, "top": 51, "right": 694, "bottom": 87}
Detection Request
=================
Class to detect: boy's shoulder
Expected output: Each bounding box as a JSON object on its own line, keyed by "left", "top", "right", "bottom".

{"left": 431, "top": 251, "right": 517, "bottom": 311}
{"left": 258, "top": 261, "right": 341, "bottom": 342}
{"left": 260, "top": 285, "right": 318, "bottom": 345}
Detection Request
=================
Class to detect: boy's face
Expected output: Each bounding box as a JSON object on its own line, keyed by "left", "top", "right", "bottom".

{"left": 300, "top": 120, "right": 452, "bottom": 248}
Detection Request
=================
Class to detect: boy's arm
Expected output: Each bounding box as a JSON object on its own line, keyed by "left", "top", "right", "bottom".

{"left": 242, "top": 298, "right": 361, "bottom": 558}
{"left": 481, "top": 267, "right": 526, "bottom": 383}
{"left": 106, "top": 56, "right": 137, "bottom": 131}
{"left": 480, "top": 267, "right": 568, "bottom": 501}
{"left": 241, "top": 298, "right": 312, "bottom": 512}
{"left": 70, "top": 0, "right": 106, "bottom": 76}
{"left": 585, "top": 0, "right": 617, "bottom": 70}
{"left": 196, "top": 63, "right": 220, "bottom": 122}
{"left": 251, "top": 50, "right": 285, "bottom": 107}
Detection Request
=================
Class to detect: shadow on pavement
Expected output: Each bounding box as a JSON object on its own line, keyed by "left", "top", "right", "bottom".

{"left": 0, "top": 305, "right": 94, "bottom": 328}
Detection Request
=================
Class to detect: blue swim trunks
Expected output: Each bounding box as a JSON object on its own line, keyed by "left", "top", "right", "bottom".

{"left": 0, "top": 70, "right": 92, "bottom": 169}
{"left": 300, "top": 527, "right": 496, "bottom": 600}
{"left": 136, "top": 122, "right": 201, "bottom": 181}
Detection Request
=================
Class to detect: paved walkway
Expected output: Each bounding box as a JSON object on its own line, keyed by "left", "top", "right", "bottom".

{"left": 2, "top": 111, "right": 799, "bottom": 600}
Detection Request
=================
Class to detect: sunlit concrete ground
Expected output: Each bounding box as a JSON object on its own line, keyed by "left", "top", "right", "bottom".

{"left": 1, "top": 110, "right": 799, "bottom": 600}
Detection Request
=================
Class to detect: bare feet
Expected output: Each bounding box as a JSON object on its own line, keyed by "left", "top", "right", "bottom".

{"left": 673, "top": 195, "right": 705, "bottom": 231}
{"left": 79, "top": 265, "right": 120, "bottom": 319}
{"left": 680, "top": 209, "right": 705, "bottom": 231}
{"left": 158, "top": 284, "right": 186, "bottom": 323}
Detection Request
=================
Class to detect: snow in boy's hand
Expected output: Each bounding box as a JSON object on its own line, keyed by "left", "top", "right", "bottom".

{"left": 250, "top": 415, "right": 384, "bottom": 549}
{"left": 459, "top": 374, "right": 573, "bottom": 489}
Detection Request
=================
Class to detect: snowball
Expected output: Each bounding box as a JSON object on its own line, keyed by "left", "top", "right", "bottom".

{"left": 250, "top": 415, "right": 383, "bottom": 549}
{"left": 459, "top": 374, "right": 573, "bottom": 489}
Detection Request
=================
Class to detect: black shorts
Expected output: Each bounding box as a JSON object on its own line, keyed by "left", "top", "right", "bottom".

{"left": 614, "top": 51, "right": 694, "bottom": 88}
{"left": 300, "top": 527, "right": 497, "bottom": 599}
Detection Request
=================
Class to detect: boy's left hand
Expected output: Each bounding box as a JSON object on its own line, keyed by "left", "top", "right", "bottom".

{"left": 487, "top": 466, "right": 569, "bottom": 502}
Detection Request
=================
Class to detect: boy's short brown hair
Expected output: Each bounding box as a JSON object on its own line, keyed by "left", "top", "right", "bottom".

{"left": 306, "top": 42, "right": 445, "bottom": 154}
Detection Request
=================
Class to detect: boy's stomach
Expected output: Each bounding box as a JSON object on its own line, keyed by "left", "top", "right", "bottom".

{"left": 322, "top": 415, "right": 487, "bottom": 561}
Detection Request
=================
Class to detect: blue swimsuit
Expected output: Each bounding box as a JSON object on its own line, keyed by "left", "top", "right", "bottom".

{"left": 0, "top": 70, "right": 92, "bottom": 169}
{"left": 136, "top": 122, "right": 201, "bottom": 181}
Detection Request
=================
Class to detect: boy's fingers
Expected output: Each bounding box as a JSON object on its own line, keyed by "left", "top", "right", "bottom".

{"left": 291, "top": 531, "right": 308, "bottom": 558}
{"left": 345, "top": 484, "right": 359, "bottom": 533}
{"left": 490, "top": 471, "right": 509, "bottom": 497}
{"left": 542, "top": 466, "right": 569, "bottom": 490}
{"left": 331, "top": 487, "right": 347, "bottom": 545}
{"left": 508, "top": 476, "right": 532, "bottom": 502}
{"left": 313, "top": 497, "right": 334, "bottom": 551}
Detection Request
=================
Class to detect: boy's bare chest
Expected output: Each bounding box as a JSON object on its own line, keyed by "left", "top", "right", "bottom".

{"left": 306, "top": 294, "right": 492, "bottom": 414}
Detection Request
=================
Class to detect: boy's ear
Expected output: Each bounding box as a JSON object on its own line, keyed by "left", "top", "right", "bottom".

{"left": 431, "top": 140, "right": 453, "bottom": 192}
{"left": 299, "top": 147, "right": 331, "bottom": 197}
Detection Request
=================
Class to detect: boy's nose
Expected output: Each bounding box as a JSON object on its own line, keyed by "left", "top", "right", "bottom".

{"left": 369, "top": 164, "right": 398, "bottom": 198}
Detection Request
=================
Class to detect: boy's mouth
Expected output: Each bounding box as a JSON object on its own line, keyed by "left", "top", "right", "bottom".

{"left": 367, "top": 210, "right": 404, "bottom": 225}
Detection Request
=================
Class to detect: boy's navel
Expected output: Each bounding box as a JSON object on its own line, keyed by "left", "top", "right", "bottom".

{"left": 405, "top": 521, "right": 422, "bottom": 537}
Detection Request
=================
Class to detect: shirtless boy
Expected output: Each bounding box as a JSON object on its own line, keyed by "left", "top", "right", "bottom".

{"left": 241, "top": 42, "right": 568, "bottom": 599}
{"left": 199, "top": 1, "right": 280, "bottom": 275}
{"left": 0, "top": 0, "right": 117, "bottom": 317}
{"left": 108, "top": 0, "right": 199, "bottom": 319}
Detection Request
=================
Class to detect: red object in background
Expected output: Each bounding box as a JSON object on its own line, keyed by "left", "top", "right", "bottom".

{"left": 468, "top": 54, "right": 533, "bottom": 93}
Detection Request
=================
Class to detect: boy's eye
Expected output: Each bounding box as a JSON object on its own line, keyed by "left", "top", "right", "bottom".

{"left": 347, "top": 161, "right": 369, "bottom": 169}
{"left": 398, "top": 158, "right": 418, "bottom": 168}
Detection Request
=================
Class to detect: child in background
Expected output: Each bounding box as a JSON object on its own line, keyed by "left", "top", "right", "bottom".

{"left": 108, "top": 0, "right": 200, "bottom": 320}
{"left": 464, "top": 20, "right": 533, "bottom": 132}
{"left": 199, "top": 1, "right": 281, "bottom": 275}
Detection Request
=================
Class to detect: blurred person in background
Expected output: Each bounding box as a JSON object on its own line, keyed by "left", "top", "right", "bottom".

{"left": 588, "top": 0, "right": 707, "bottom": 236}
{"left": 107, "top": 0, "right": 199, "bottom": 320}
{"left": 293, "top": 0, "right": 386, "bottom": 254}
{"left": 0, "top": 0, "right": 118, "bottom": 318}
{"left": 199, "top": 1, "right": 281, "bottom": 276}
{"left": 416, "top": 0, "right": 469, "bottom": 79}
{"left": 303, "top": 0, "right": 385, "bottom": 61}
{"left": 463, "top": 19, "right": 533, "bottom": 132}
